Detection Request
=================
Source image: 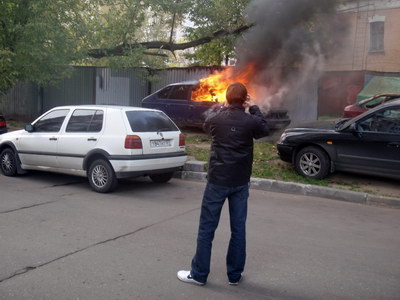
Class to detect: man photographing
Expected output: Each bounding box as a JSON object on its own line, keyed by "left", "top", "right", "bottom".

{"left": 177, "top": 82, "right": 269, "bottom": 286}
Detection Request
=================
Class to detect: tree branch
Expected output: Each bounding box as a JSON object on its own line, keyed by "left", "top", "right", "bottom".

{"left": 87, "top": 24, "right": 252, "bottom": 58}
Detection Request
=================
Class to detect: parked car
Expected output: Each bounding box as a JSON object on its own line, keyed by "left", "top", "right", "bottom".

{"left": 142, "top": 81, "right": 291, "bottom": 131}
{"left": 0, "top": 105, "right": 187, "bottom": 193}
{"left": 277, "top": 99, "right": 400, "bottom": 180}
{"left": 343, "top": 94, "right": 400, "bottom": 118}
{"left": 0, "top": 115, "right": 7, "bottom": 134}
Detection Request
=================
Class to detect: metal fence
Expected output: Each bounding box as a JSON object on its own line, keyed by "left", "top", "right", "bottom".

{"left": 0, "top": 81, "right": 38, "bottom": 121}
{"left": 0, "top": 66, "right": 319, "bottom": 124}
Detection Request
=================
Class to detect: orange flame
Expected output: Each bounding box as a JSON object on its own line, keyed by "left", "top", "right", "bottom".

{"left": 192, "top": 64, "right": 257, "bottom": 103}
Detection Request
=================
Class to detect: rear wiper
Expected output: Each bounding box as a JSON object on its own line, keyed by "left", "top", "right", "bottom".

{"left": 157, "top": 127, "right": 171, "bottom": 133}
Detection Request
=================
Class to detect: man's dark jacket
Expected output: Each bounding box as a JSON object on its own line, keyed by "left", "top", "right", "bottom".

{"left": 203, "top": 103, "right": 269, "bottom": 187}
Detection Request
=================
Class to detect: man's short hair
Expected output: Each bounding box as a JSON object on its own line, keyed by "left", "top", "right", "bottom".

{"left": 226, "top": 82, "right": 247, "bottom": 105}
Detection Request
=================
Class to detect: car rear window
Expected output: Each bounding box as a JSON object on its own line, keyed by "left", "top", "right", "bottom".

{"left": 126, "top": 111, "right": 179, "bottom": 132}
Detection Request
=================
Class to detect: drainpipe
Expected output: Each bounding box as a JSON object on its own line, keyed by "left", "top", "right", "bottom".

{"left": 93, "top": 67, "right": 97, "bottom": 104}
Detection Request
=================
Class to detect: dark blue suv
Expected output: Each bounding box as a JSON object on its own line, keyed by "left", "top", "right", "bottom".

{"left": 142, "top": 81, "right": 291, "bottom": 131}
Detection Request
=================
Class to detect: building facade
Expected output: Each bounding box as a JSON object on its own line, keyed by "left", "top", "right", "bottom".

{"left": 325, "top": 0, "right": 400, "bottom": 72}
{"left": 319, "top": 0, "right": 400, "bottom": 116}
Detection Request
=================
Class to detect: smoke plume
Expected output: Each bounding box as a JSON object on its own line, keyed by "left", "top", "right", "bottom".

{"left": 233, "top": 0, "right": 348, "bottom": 117}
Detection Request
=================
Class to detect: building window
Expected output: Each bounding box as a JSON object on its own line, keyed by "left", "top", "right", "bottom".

{"left": 369, "top": 21, "right": 384, "bottom": 52}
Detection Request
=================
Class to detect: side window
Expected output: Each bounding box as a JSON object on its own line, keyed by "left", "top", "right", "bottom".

{"left": 88, "top": 110, "right": 104, "bottom": 132}
{"left": 157, "top": 86, "right": 173, "bottom": 99}
{"left": 358, "top": 108, "right": 400, "bottom": 134}
{"left": 66, "top": 109, "right": 103, "bottom": 132}
{"left": 168, "top": 85, "right": 190, "bottom": 100}
{"left": 34, "top": 109, "right": 69, "bottom": 132}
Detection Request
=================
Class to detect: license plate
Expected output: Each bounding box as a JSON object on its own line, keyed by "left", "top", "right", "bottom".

{"left": 150, "top": 139, "right": 172, "bottom": 148}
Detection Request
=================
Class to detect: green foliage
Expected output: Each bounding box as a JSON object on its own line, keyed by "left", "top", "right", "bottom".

{"left": 0, "top": 0, "right": 89, "bottom": 93}
{"left": 185, "top": 0, "right": 250, "bottom": 65}
{"left": 0, "top": 0, "right": 194, "bottom": 93}
{"left": 0, "top": 0, "right": 252, "bottom": 93}
{"left": 0, "top": 50, "right": 18, "bottom": 95}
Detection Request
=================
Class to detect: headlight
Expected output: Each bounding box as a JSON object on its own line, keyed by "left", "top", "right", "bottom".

{"left": 277, "top": 132, "right": 288, "bottom": 144}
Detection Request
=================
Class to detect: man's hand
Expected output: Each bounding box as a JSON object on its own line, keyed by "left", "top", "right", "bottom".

{"left": 244, "top": 95, "right": 255, "bottom": 107}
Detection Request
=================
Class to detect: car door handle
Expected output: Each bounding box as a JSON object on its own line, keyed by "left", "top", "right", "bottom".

{"left": 49, "top": 137, "right": 57, "bottom": 141}
{"left": 387, "top": 142, "right": 400, "bottom": 148}
{"left": 87, "top": 138, "right": 97, "bottom": 141}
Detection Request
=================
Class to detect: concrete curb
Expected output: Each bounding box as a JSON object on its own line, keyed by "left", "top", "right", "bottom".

{"left": 175, "top": 161, "right": 400, "bottom": 209}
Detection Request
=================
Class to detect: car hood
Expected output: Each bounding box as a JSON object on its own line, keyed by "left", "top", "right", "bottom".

{"left": 0, "top": 129, "right": 24, "bottom": 141}
{"left": 284, "top": 127, "right": 335, "bottom": 136}
{"left": 286, "top": 120, "right": 338, "bottom": 131}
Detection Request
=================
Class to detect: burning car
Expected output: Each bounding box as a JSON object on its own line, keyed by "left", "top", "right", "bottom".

{"left": 343, "top": 94, "right": 400, "bottom": 118}
{"left": 142, "top": 80, "right": 291, "bottom": 132}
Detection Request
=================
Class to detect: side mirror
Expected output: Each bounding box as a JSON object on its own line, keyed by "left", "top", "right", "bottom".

{"left": 24, "top": 124, "right": 34, "bottom": 132}
{"left": 349, "top": 122, "right": 362, "bottom": 137}
{"left": 349, "top": 123, "right": 357, "bottom": 131}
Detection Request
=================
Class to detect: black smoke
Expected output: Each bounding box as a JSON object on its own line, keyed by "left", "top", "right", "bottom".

{"left": 232, "top": 0, "right": 348, "bottom": 112}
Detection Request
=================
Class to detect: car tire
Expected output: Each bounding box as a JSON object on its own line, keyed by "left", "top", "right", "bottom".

{"left": 295, "top": 146, "right": 330, "bottom": 179}
{"left": 88, "top": 159, "right": 118, "bottom": 193}
{"left": 0, "top": 148, "right": 18, "bottom": 176}
{"left": 149, "top": 172, "right": 174, "bottom": 183}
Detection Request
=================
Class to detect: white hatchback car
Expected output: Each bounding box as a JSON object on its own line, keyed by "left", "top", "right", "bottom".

{"left": 0, "top": 105, "right": 187, "bottom": 192}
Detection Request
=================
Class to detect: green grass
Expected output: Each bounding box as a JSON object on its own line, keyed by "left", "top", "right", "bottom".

{"left": 184, "top": 134, "right": 400, "bottom": 195}
{"left": 186, "top": 145, "right": 210, "bottom": 164}
{"left": 185, "top": 135, "right": 331, "bottom": 186}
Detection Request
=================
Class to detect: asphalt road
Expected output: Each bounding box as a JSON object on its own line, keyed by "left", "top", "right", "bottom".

{"left": 0, "top": 172, "right": 399, "bottom": 300}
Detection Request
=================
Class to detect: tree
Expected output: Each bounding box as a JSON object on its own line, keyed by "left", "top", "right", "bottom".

{"left": 0, "top": 0, "right": 252, "bottom": 94}
{"left": 184, "top": 0, "right": 251, "bottom": 65}
{"left": 0, "top": 0, "right": 90, "bottom": 93}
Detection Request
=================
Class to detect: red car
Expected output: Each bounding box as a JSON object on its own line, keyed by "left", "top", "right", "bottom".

{"left": 343, "top": 94, "right": 400, "bottom": 118}
{"left": 0, "top": 115, "right": 7, "bottom": 134}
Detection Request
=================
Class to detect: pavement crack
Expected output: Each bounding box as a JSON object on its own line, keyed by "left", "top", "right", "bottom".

{"left": 0, "top": 206, "right": 200, "bottom": 284}
{"left": 0, "top": 200, "right": 58, "bottom": 214}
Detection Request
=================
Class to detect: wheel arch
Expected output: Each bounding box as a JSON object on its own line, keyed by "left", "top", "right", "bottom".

{"left": 293, "top": 143, "right": 334, "bottom": 172}
{"left": 0, "top": 141, "right": 18, "bottom": 154}
{"left": 83, "top": 149, "right": 111, "bottom": 171}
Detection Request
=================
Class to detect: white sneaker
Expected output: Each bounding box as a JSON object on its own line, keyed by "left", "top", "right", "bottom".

{"left": 228, "top": 274, "right": 243, "bottom": 286}
{"left": 177, "top": 270, "right": 205, "bottom": 286}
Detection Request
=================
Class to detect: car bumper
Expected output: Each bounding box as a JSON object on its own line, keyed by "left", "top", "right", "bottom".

{"left": 110, "top": 153, "right": 188, "bottom": 178}
{"left": 277, "top": 144, "right": 294, "bottom": 163}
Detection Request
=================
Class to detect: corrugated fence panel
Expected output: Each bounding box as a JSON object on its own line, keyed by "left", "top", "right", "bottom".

{"left": 150, "top": 67, "right": 224, "bottom": 93}
{"left": 42, "top": 67, "right": 94, "bottom": 111}
{"left": 95, "top": 68, "right": 148, "bottom": 107}
{"left": 0, "top": 81, "right": 38, "bottom": 121}
{"left": 1, "top": 66, "right": 318, "bottom": 123}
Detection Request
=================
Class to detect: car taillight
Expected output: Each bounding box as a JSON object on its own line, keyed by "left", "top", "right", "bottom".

{"left": 179, "top": 133, "right": 185, "bottom": 147}
{"left": 125, "top": 135, "right": 142, "bottom": 149}
{"left": 0, "top": 121, "right": 6, "bottom": 127}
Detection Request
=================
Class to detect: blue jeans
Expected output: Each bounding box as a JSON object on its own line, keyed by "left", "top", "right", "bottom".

{"left": 191, "top": 183, "right": 249, "bottom": 283}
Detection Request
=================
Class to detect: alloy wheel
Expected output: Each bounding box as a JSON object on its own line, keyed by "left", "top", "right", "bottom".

{"left": 91, "top": 164, "right": 108, "bottom": 188}
{"left": 299, "top": 152, "right": 321, "bottom": 176}
{"left": 1, "top": 152, "right": 14, "bottom": 173}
